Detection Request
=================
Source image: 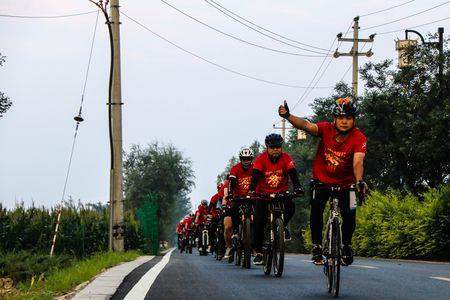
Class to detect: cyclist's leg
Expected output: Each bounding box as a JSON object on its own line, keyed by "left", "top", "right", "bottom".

{"left": 309, "top": 188, "right": 329, "bottom": 245}
{"left": 338, "top": 190, "right": 356, "bottom": 265}
{"left": 230, "top": 200, "right": 241, "bottom": 235}
{"left": 224, "top": 216, "right": 233, "bottom": 249}
{"left": 338, "top": 190, "right": 356, "bottom": 246}
{"left": 253, "top": 200, "right": 269, "bottom": 253}
{"left": 283, "top": 197, "right": 295, "bottom": 226}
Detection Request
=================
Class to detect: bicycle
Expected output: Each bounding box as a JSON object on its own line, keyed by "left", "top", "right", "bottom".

{"left": 232, "top": 197, "right": 254, "bottom": 269}
{"left": 198, "top": 217, "right": 211, "bottom": 256}
{"left": 215, "top": 210, "right": 225, "bottom": 261}
{"left": 313, "top": 182, "right": 364, "bottom": 298}
{"left": 253, "top": 191, "right": 298, "bottom": 277}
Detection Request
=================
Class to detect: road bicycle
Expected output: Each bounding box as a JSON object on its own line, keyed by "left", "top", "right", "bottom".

{"left": 231, "top": 197, "right": 254, "bottom": 269}
{"left": 313, "top": 183, "right": 364, "bottom": 298}
{"left": 253, "top": 191, "right": 298, "bottom": 277}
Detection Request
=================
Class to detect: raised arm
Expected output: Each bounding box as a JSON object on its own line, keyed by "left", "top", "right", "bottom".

{"left": 278, "top": 100, "right": 319, "bottom": 136}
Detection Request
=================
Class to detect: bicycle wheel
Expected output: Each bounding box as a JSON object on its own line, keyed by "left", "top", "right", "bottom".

{"left": 263, "top": 225, "right": 272, "bottom": 275}
{"left": 242, "top": 218, "right": 252, "bottom": 269}
{"left": 330, "top": 217, "right": 341, "bottom": 298}
{"left": 272, "top": 217, "right": 285, "bottom": 277}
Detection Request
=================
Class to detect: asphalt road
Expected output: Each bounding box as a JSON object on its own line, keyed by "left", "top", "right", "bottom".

{"left": 112, "top": 249, "right": 450, "bottom": 300}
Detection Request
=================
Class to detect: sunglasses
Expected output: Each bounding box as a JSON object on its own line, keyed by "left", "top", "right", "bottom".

{"left": 240, "top": 157, "right": 253, "bottom": 162}
{"left": 268, "top": 145, "right": 282, "bottom": 149}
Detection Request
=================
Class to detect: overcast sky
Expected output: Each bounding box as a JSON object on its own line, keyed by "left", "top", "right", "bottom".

{"left": 1, "top": 0, "right": 449, "bottom": 210}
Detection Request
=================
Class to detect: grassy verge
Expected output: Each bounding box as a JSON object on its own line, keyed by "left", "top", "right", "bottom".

{"left": 5, "top": 251, "right": 141, "bottom": 300}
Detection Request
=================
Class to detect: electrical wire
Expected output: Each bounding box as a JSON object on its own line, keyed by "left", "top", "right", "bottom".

{"left": 360, "top": 0, "right": 416, "bottom": 18}
{"left": 361, "top": 1, "right": 450, "bottom": 31}
{"left": 50, "top": 10, "right": 100, "bottom": 255}
{"left": 376, "top": 16, "right": 450, "bottom": 35}
{"left": 159, "top": 0, "right": 330, "bottom": 58}
{"left": 291, "top": 21, "right": 354, "bottom": 111}
{"left": 0, "top": 11, "right": 97, "bottom": 19}
{"left": 120, "top": 11, "right": 334, "bottom": 89}
{"left": 204, "top": 0, "right": 329, "bottom": 52}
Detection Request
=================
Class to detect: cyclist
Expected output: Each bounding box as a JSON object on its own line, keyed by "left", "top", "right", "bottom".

{"left": 176, "top": 219, "right": 184, "bottom": 249}
{"left": 195, "top": 200, "right": 210, "bottom": 252}
{"left": 278, "top": 98, "right": 367, "bottom": 266}
{"left": 248, "top": 133, "right": 304, "bottom": 265}
{"left": 207, "top": 184, "right": 223, "bottom": 253}
{"left": 223, "top": 147, "right": 254, "bottom": 259}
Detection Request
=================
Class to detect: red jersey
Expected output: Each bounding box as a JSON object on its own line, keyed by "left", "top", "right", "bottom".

{"left": 182, "top": 216, "right": 194, "bottom": 230}
{"left": 195, "top": 204, "right": 209, "bottom": 225}
{"left": 229, "top": 163, "right": 253, "bottom": 197}
{"left": 217, "top": 180, "right": 229, "bottom": 198}
{"left": 253, "top": 151, "right": 296, "bottom": 194}
{"left": 313, "top": 122, "right": 367, "bottom": 187}
{"left": 176, "top": 222, "right": 183, "bottom": 234}
{"left": 209, "top": 194, "right": 220, "bottom": 217}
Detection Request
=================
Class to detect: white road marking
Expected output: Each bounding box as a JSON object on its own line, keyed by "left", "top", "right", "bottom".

{"left": 350, "top": 264, "right": 378, "bottom": 269}
{"left": 431, "top": 276, "right": 450, "bottom": 283}
{"left": 124, "top": 248, "right": 175, "bottom": 300}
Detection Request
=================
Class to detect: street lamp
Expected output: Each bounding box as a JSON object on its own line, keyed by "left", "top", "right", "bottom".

{"left": 396, "top": 27, "right": 444, "bottom": 98}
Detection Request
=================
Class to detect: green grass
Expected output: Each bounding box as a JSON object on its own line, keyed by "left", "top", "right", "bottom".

{"left": 5, "top": 251, "right": 141, "bottom": 300}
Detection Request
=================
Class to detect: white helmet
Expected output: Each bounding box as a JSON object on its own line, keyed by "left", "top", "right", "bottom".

{"left": 239, "top": 147, "right": 254, "bottom": 159}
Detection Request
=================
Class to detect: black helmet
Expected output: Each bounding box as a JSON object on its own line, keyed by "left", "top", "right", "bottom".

{"left": 265, "top": 133, "right": 283, "bottom": 147}
{"left": 332, "top": 98, "right": 358, "bottom": 117}
{"left": 201, "top": 199, "right": 208, "bottom": 206}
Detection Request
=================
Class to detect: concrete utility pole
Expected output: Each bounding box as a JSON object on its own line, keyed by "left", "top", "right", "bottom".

{"left": 110, "top": 0, "right": 125, "bottom": 252}
{"left": 273, "top": 118, "right": 287, "bottom": 141}
{"left": 334, "top": 17, "right": 375, "bottom": 98}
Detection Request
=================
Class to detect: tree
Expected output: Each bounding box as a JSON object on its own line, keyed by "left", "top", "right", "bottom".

{"left": 123, "top": 142, "right": 195, "bottom": 240}
{"left": 0, "top": 53, "right": 12, "bottom": 118}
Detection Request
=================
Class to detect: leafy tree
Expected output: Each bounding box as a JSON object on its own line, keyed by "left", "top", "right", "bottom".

{"left": 0, "top": 53, "right": 12, "bottom": 118}
{"left": 123, "top": 142, "right": 195, "bottom": 240}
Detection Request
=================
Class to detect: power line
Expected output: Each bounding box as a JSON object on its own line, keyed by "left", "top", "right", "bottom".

{"left": 377, "top": 16, "right": 450, "bottom": 35}
{"left": 204, "top": 0, "right": 329, "bottom": 52}
{"left": 159, "top": 0, "right": 330, "bottom": 58}
{"left": 291, "top": 21, "right": 354, "bottom": 111}
{"left": 360, "top": 0, "right": 416, "bottom": 18}
{"left": 0, "top": 11, "right": 97, "bottom": 19}
{"left": 120, "top": 11, "right": 334, "bottom": 89}
{"left": 361, "top": 1, "right": 450, "bottom": 31}
{"left": 51, "top": 10, "right": 100, "bottom": 256}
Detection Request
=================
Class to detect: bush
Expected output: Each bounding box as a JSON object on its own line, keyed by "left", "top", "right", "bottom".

{"left": 353, "top": 184, "right": 450, "bottom": 260}
{"left": 0, "top": 251, "right": 72, "bottom": 284}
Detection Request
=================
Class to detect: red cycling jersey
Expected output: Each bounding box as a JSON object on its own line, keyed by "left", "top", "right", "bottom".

{"left": 217, "top": 180, "right": 229, "bottom": 198}
{"left": 176, "top": 222, "right": 183, "bottom": 235}
{"left": 253, "top": 151, "right": 296, "bottom": 195}
{"left": 229, "top": 163, "right": 253, "bottom": 197}
{"left": 313, "top": 122, "right": 367, "bottom": 187}
{"left": 209, "top": 193, "right": 220, "bottom": 217}
{"left": 195, "top": 204, "right": 209, "bottom": 225}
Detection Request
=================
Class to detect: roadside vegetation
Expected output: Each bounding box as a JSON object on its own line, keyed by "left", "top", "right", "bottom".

{"left": 218, "top": 37, "right": 450, "bottom": 260}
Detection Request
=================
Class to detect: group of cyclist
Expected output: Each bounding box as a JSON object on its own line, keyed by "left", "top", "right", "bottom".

{"left": 176, "top": 97, "right": 368, "bottom": 267}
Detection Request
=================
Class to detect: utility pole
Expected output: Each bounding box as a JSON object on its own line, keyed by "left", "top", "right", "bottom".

{"left": 110, "top": 0, "right": 124, "bottom": 252}
{"left": 334, "top": 17, "right": 375, "bottom": 98}
{"left": 273, "top": 118, "right": 287, "bottom": 141}
{"left": 273, "top": 118, "right": 307, "bottom": 141}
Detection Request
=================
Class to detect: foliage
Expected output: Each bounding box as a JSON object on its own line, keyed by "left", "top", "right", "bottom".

{"left": 0, "top": 200, "right": 142, "bottom": 257}
{"left": 0, "top": 53, "right": 12, "bottom": 118}
{"left": 5, "top": 251, "right": 140, "bottom": 300}
{"left": 353, "top": 184, "right": 450, "bottom": 260}
{"left": 123, "top": 142, "right": 195, "bottom": 241}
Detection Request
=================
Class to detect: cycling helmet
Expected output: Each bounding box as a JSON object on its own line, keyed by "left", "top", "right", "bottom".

{"left": 201, "top": 199, "right": 208, "bottom": 206}
{"left": 189, "top": 213, "right": 194, "bottom": 218}
{"left": 332, "top": 97, "right": 358, "bottom": 117}
{"left": 265, "top": 133, "right": 284, "bottom": 147}
{"left": 239, "top": 147, "right": 254, "bottom": 159}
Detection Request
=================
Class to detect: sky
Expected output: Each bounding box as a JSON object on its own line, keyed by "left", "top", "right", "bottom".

{"left": 1, "top": 0, "right": 449, "bottom": 210}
